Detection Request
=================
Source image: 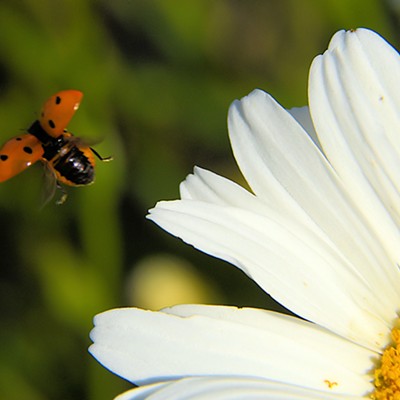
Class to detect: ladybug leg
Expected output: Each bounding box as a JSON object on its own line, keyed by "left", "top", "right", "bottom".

{"left": 90, "top": 147, "right": 113, "bottom": 162}
{"left": 55, "top": 182, "right": 68, "bottom": 205}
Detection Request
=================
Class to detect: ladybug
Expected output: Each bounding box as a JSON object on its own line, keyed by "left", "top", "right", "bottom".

{"left": 0, "top": 90, "right": 112, "bottom": 204}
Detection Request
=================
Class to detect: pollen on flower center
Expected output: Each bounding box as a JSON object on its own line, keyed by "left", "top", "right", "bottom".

{"left": 372, "top": 325, "right": 400, "bottom": 399}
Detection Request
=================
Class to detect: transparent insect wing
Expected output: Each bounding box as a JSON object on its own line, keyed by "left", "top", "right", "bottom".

{"left": 40, "top": 160, "right": 59, "bottom": 207}
{"left": 0, "top": 134, "right": 43, "bottom": 182}
{"left": 39, "top": 90, "right": 83, "bottom": 138}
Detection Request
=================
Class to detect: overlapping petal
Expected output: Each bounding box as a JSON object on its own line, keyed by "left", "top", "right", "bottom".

{"left": 228, "top": 89, "right": 400, "bottom": 305}
{"left": 90, "top": 305, "right": 372, "bottom": 395}
{"left": 149, "top": 196, "right": 391, "bottom": 349}
{"left": 147, "top": 29, "right": 400, "bottom": 349}
{"left": 309, "top": 29, "right": 400, "bottom": 279}
{"left": 115, "top": 376, "right": 364, "bottom": 400}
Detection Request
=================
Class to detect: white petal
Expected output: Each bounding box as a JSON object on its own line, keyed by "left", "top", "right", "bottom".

{"left": 90, "top": 305, "right": 373, "bottom": 396}
{"left": 179, "top": 166, "right": 262, "bottom": 210}
{"left": 115, "top": 376, "right": 364, "bottom": 400}
{"left": 180, "top": 167, "right": 296, "bottom": 222}
{"left": 148, "top": 199, "right": 393, "bottom": 349}
{"left": 228, "top": 88, "right": 329, "bottom": 222}
{"left": 309, "top": 28, "right": 400, "bottom": 267}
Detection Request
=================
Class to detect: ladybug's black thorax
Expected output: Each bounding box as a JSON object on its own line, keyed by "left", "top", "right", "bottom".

{"left": 28, "top": 120, "right": 54, "bottom": 144}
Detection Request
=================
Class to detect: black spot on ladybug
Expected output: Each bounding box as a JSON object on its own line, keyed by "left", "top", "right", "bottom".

{"left": 16, "top": 137, "right": 22, "bottom": 141}
{"left": 0, "top": 154, "right": 8, "bottom": 161}
{"left": 55, "top": 96, "right": 61, "bottom": 105}
{"left": 23, "top": 146, "right": 33, "bottom": 154}
{"left": 48, "top": 120, "right": 56, "bottom": 129}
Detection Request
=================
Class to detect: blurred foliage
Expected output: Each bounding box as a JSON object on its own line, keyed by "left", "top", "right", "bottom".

{"left": 0, "top": 0, "right": 398, "bottom": 398}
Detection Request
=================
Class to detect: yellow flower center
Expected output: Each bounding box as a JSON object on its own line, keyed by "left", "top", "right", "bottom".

{"left": 372, "top": 326, "right": 400, "bottom": 399}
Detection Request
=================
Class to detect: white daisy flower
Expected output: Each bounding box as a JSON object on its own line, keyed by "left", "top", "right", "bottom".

{"left": 90, "top": 28, "right": 400, "bottom": 399}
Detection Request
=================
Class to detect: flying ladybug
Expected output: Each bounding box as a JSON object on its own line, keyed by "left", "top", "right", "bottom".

{"left": 0, "top": 90, "right": 112, "bottom": 204}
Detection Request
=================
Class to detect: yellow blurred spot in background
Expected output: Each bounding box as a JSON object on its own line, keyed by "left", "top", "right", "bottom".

{"left": 126, "top": 254, "right": 222, "bottom": 310}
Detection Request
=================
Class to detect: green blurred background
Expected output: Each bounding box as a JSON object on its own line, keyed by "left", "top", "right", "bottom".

{"left": 0, "top": 0, "right": 397, "bottom": 398}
